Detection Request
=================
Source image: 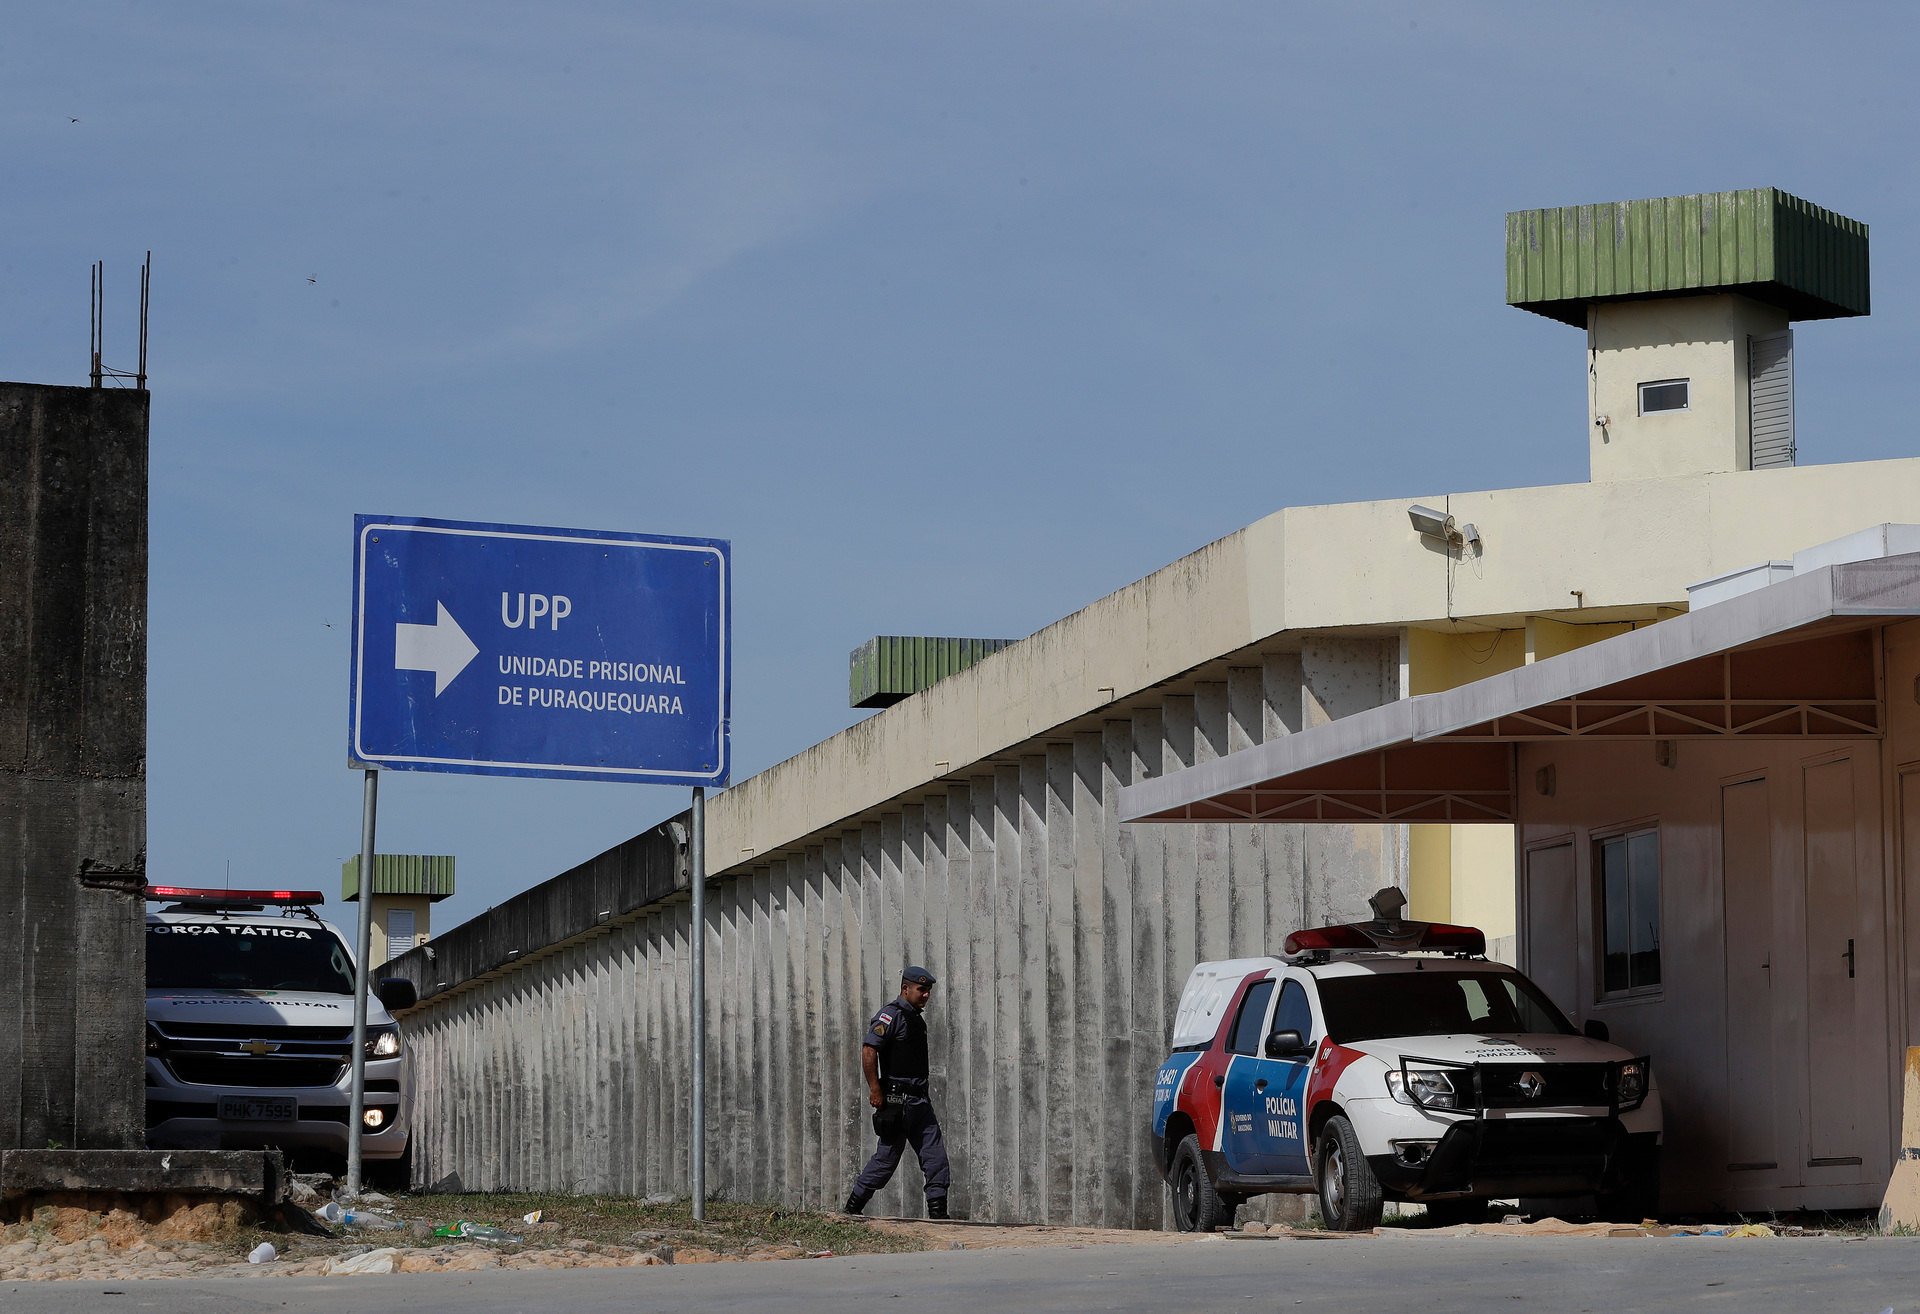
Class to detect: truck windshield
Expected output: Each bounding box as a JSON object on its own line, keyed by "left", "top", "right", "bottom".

{"left": 1316, "top": 970, "right": 1575, "bottom": 1043}
{"left": 146, "top": 924, "right": 356, "bottom": 994}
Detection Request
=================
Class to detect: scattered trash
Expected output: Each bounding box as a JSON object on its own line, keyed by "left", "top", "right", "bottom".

{"left": 805, "top": 1250, "right": 834, "bottom": 1259}
{"left": 1502, "top": 1215, "right": 1525, "bottom": 1225}
{"left": 315, "top": 1202, "right": 345, "bottom": 1225}
{"left": 247, "top": 1242, "right": 277, "bottom": 1265}
{"left": 328, "top": 1247, "right": 398, "bottom": 1276}
{"left": 458, "top": 1223, "right": 521, "bottom": 1242}
{"left": 949, "top": 1240, "right": 965, "bottom": 1250}
{"left": 523, "top": 1210, "right": 543, "bottom": 1225}
{"left": 345, "top": 1211, "right": 399, "bottom": 1232}
{"left": 355, "top": 1192, "right": 395, "bottom": 1208}
{"left": 641, "top": 1192, "right": 677, "bottom": 1206}
{"left": 431, "top": 1221, "right": 465, "bottom": 1237}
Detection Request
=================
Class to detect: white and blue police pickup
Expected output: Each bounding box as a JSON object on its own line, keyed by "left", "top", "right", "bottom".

{"left": 1150, "top": 899, "right": 1662, "bottom": 1232}
{"left": 144, "top": 886, "right": 415, "bottom": 1178}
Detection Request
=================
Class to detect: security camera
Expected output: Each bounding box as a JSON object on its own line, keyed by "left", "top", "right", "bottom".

{"left": 1594, "top": 415, "right": 1611, "bottom": 427}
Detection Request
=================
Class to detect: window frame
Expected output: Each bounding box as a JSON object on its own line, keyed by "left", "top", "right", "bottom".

{"left": 1226, "top": 978, "right": 1276, "bottom": 1056}
{"left": 1269, "top": 978, "right": 1314, "bottom": 1048}
{"left": 1594, "top": 824, "right": 1664, "bottom": 1002}
{"left": 1638, "top": 378, "right": 1690, "bottom": 416}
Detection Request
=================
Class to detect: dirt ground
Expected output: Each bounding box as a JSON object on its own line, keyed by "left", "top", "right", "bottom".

{"left": 864, "top": 1217, "right": 1213, "bottom": 1250}
{"left": 0, "top": 1184, "right": 1890, "bottom": 1282}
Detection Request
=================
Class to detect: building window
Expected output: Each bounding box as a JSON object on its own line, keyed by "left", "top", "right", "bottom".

{"left": 386, "top": 908, "right": 416, "bottom": 961}
{"left": 1638, "top": 379, "right": 1689, "bottom": 415}
{"left": 1598, "top": 829, "right": 1661, "bottom": 993}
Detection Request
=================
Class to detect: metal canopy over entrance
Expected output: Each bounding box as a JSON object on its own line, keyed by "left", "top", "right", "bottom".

{"left": 1118, "top": 554, "right": 1920, "bottom": 827}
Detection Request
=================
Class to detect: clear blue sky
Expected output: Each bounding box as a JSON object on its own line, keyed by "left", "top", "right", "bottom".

{"left": 5, "top": 3, "right": 1915, "bottom": 932}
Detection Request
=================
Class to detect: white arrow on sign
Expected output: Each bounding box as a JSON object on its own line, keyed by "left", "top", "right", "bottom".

{"left": 394, "top": 601, "right": 479, "bottom": 696}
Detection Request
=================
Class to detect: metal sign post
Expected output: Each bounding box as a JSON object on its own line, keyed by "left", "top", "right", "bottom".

{"left": 347, "top": 514, "right": 730, "bottom": 1199}
{"left": 346, "top": 768, "right": 378, "bottom": 1195}
{"left": 690, "top": 785, "right": 705, "bottom": 1221}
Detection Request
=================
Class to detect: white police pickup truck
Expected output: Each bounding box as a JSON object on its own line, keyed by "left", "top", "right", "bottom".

{"left": 144, "top": 885, "right": 415, "bottom": 1180}
{"left": 1150, "top": 892, "right": 1661, "bottom": 1231}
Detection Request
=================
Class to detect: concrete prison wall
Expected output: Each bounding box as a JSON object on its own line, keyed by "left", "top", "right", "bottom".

{"left": 0, "top": 382, "right": 150, "bottom": 1152}
{"left": 388, "top": 642, "right": 1406, "bottom": 1226}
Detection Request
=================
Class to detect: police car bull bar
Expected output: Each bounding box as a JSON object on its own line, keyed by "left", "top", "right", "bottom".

{"left": 1390, "top": 1053, "right": 1652, "bottom": 1118}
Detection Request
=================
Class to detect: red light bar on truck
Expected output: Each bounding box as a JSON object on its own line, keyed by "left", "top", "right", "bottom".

{"left": 1283, "top": 921, "right": 1485, "bottom": 957}
{"left": 144, "top": 886, "right": 325, "bottom": 906}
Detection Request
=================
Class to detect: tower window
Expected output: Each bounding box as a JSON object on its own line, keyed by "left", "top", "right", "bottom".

{"left": 1638, "top": 379, "right": 1689, "bottom": 415}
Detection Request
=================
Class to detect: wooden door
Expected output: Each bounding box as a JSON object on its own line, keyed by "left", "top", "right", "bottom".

{"left": 1803, "top": 758, "right": 1865, "bottom": 1172}
{"left": 1722, "top": 778, "right": 1786, "bottom": 1179}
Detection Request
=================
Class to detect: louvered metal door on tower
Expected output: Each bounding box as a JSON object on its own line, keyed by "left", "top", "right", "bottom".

{"left": 1750, "top": 331, "right": 1794, "bottom": 468}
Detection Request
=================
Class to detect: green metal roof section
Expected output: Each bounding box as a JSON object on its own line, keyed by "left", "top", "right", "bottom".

{"left": 342, "top": 853, "right": 457, "bottom": 903}
{"left": 1507, "top": 188, "right": 1869, "bottom": 326}
{"left": 851, "top": 635, "right": 1018, "bottom": 709}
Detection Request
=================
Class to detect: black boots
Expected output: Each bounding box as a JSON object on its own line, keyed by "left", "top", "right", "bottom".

{"left": 927, "top": 1196, "right": 948, "bottom": 1220}
{"left": 843, "top": 1192, "right": 870, "bottom": 1216}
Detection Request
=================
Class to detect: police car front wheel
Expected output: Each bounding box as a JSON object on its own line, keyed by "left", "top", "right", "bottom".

{"left": 1315, "top": 1116, "right": 1383, "bottom": 1231}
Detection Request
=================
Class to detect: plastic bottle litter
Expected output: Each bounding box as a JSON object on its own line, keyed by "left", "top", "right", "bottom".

{"left": 345, "top": 1211, "right": 400, "bottom": 1231}
{"left": 431, "top": 1222, "right": 466, "bottom": 1238}
{"left": 458, "top": 1223, "right": 521, "bottom": 1242}
{"left": 315, "top": 1201, "right": 345, "bottom": 1224}
{"left": 247, "top": 1242, "right": 277, "bottom": 1265}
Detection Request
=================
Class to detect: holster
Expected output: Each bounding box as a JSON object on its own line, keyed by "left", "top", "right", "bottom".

{"left": 871, "top": 1079, "right": 910, "bottom": 1143}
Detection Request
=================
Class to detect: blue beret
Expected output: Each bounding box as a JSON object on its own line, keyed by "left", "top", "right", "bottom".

{"left": 902, "top": 966, "right": 936, "bottom": 986}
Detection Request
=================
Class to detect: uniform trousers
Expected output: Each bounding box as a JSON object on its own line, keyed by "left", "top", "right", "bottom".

{"left": 853, "top": 1084, "right": 950, "bottom": 1200}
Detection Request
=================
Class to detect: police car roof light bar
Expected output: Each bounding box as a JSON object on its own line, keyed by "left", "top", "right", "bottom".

{"left": 143, "top": 886, "right": 325, "bottom": 906}
{"left": 1282, "top": 921, "right": 1487, "bottom": 959}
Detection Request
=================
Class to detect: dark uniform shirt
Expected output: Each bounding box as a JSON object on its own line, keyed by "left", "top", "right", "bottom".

{"left": 863, "top": 996, "right": 929, "bottom": 1081}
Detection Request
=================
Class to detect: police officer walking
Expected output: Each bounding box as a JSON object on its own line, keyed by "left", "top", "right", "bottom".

{"left": 843, "top": 966, "right": 950, "bottom": 1219}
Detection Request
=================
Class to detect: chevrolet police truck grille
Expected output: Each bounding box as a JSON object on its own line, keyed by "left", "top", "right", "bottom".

{"left": 1475, "top": 1063, "right": 1613, "bottom": 1108}
{"left": 158, "top": 1022, "right": 355, "bottom": 1041}
{"left": 164, "top": 1055, "right": 347, "bottom": 1088}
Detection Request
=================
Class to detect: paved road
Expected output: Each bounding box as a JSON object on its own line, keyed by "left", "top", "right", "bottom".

{"left": 2, "top": 1236, "right": 1913, "bottom": 1313}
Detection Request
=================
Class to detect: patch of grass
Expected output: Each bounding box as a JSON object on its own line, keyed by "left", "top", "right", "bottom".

{"left": 377, "top": 1192, "right": 922, "bottom": 1256}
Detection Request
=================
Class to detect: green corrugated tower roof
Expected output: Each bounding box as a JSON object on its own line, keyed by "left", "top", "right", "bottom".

{"left": 1507, "top": 187, "right": 1868, "bottom": 327}
{"left": 342, "top": 853, "right": 456, "bottom": 903}
{"left": 850, "top": 636, "right": 1018, "bottom": 709}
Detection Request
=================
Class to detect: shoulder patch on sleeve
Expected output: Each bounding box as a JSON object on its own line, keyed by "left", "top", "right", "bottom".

{"left": 870, "top": 1013, "right": 891, "bottom": 1036}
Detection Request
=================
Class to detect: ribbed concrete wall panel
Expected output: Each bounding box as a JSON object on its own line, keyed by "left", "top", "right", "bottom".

{"left": 399, "top": 642, "right": 1405, "bottom": 1225}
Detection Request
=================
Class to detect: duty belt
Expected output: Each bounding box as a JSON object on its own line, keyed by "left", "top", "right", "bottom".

{"left": 881, "top": 1076, "right": 929, "bottom": 1104}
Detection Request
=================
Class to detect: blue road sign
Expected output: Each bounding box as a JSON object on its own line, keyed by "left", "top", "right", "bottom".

{"left": 349, "top": 515, "right": 729, "bottom": 786}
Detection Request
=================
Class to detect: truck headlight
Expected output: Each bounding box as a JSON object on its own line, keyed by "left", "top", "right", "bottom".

{"left": 1613, "top": 1058, "right": 1650, "bottom": 1111}
{"left": 366, "top": 1028, "right": 402, "bottom": 1059}
{"left": 1386, "top": 1068, "right": 1464, "bottom": 1110}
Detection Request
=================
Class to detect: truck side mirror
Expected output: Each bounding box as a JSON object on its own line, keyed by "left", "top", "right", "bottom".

{"left": 1582, "top": 1018, "right": 1610, "bottom": 1043}
{"left": 1265, "top": 1029, "right": 1308, "bottom": 1059}
{"left": 376, "top": 977, "right": 418, "bottom": 1012}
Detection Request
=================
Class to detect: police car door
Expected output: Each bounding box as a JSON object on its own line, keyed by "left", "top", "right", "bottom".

{"left": 1258, "top": 978, "right": 1314, "bottom": 1177}
{"left": 1219, "top": 976, "right": 1279, "bottom": 1175}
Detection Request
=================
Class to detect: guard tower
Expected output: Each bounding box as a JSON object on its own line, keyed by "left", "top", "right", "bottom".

{"left": 1507, "top": 188, "right": 1869, "bottom": 482}
{"left": 342, "top": 854, "right": 456, "bottom": 969}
